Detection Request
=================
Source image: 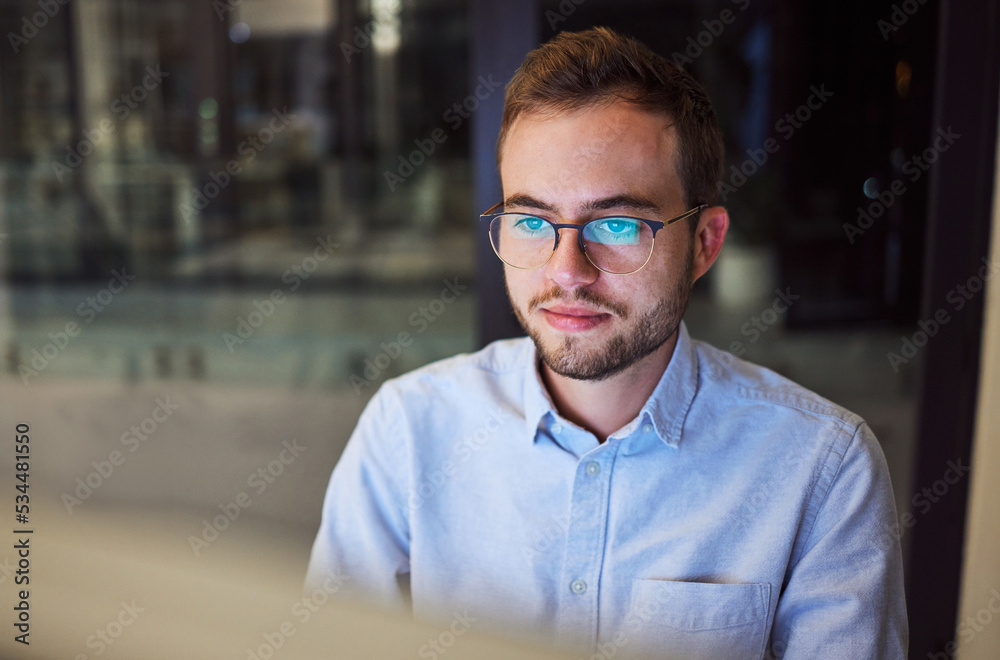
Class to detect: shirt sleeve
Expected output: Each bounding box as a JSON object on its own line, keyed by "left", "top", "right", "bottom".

{"left": 304, "top": 386, "right": 412, "bottom": 613}
{"left": 770, "top": 421, "right": 908, "bottom": 658}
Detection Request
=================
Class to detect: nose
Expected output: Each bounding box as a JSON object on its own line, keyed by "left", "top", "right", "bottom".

{"left": 544, "top": 226, "right": 600, "bottom": 289}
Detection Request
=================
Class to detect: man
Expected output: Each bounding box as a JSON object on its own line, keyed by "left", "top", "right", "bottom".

{"left": 307, "top": 27, "right": 907, "bottom": 659}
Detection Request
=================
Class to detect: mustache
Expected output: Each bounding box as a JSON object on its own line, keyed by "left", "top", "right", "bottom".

{"left": 528, "top": 287, "right": 628, "bottom": 318}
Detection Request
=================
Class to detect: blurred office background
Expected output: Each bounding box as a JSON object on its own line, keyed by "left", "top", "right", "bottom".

{"left": 0, "top": 0, "right": 998, "bottom": 658}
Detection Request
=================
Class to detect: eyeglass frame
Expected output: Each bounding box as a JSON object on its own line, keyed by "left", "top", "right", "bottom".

{"left": 479, "top": 201, "right": 708, "bottom": 275}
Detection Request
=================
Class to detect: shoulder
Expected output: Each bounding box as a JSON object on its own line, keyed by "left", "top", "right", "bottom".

{"left": 688, "top": 338, "right": 892, "bottom": 541}
{"left": 348, "top": 337, "right": 531, "bottom": 450}
{"left": 356, "top": 338, "right": 532, "bottom": 465}
{"left": 688, "top": 338, "right": 878, "bottom": 480}
{"left": 693, "top": 337, "right": 865, "bottom": 434}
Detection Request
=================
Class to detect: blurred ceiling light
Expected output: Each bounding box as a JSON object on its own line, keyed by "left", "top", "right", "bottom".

{"left": 229, "top": 22, "right": 251, "bottom": 44}
{"left": 372, "top": 0, "right": 401, "bottom": 55}
{"left": 863, "top": 176, "right": 881, "bottom": 199}
{"left": 198, "top": 98, "right": 219, "bottom": 120}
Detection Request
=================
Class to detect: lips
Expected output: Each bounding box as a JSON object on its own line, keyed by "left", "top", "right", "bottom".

{"left": 539, "top": 305, "right": 611, "bottom": 332}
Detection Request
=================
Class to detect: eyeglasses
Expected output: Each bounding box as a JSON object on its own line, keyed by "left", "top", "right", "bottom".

{"left": 480, "top": 202, "right": 706, "bottom": 275}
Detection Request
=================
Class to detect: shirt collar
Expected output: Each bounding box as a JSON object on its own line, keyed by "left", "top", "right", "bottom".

{"left": 523, "top": 343, "right": 558, "bottom": 444}
{"left": 521, "top": 321, "right": 700, "bottom": 449}
{"left": 635, "top": 320, "right": 699, "bottom": 448}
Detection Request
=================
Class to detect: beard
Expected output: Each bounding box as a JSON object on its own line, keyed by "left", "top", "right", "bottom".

{"left": 508, "top": 252, "right": 694, "bottom": 382}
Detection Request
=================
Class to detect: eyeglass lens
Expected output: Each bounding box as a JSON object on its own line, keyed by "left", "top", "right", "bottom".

{"left": 489, "top": 215, "right": 654, "bottom": 274}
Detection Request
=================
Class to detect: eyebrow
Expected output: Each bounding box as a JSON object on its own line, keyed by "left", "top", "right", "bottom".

{"left": 503, "top": 193, "right": 662, "bottom": 215}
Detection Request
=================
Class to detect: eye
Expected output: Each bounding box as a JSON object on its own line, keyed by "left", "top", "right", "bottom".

{"left": 585, "top": 218, "right": 642, "bottom": 244}
{"left": 601, "top": 219, "right": 634, "bottom": 234}
{"left": 509, "top": 216, "right": 551, "bottom": 237}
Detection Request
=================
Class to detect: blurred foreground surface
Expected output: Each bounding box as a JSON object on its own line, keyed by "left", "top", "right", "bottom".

{"left": 0, "top": 479, "right": 568, "bottom": 660}
{"left": 0, "top": 376, "right": 572, "bottom": 660}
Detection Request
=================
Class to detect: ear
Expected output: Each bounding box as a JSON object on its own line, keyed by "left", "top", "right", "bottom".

{"left": 691, "top": 205, "right": 729, "bottom": 282}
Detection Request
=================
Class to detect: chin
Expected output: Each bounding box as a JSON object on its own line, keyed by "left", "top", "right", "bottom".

{"left": 520, "top": 296, "right": 686, "bottom": 382}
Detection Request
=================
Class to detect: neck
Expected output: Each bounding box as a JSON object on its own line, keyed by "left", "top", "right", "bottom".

{"left": 540, "top": 330, "right": 680, "bottom": 442}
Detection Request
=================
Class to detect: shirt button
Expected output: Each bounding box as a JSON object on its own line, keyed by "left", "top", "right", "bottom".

{"left": 642, "top": 424, "right": 654, "bottom": 434}
{"left": 570, "top": 579, "right": 587, "bottom": 594}
{"left": 552, "top": 423, "right": 563, "bottom": 434}
{"left": 585, "top": 461, "right": 600, "bottom": 476}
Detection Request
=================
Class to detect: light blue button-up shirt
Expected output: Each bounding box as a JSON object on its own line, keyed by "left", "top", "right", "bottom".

{"left": 306, "top": 322, "right": 907, "bottom": 658}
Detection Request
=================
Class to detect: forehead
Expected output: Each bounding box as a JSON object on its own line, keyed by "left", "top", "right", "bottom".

{"left": 499, "top": 102, "right": 682, "bottom": 210}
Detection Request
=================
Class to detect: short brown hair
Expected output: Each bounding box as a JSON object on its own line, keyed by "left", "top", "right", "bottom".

{"left": 498, "top": 27, "right": 723, "bottom": 208}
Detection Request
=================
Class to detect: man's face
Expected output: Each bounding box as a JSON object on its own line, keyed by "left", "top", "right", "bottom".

{"left": 499, "top": 101, "right": 697, "bottom": 381}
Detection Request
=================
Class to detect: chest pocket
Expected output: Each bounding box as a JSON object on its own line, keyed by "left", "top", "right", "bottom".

{"left": 621, "top": 579, "right": 771, "bottom": 660}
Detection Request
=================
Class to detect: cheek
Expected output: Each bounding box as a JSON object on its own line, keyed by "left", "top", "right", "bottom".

{"left": 503, "top": 268, "right": 531, "bottom": 304}
{"left": 650, "top": 237, "right": 694, "bottom": 277}
{"left": 505, "top": 268, "right": 567, "bottom": 311}
{"left": 630, "top": 259, "right": 685, "bottom": 302}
